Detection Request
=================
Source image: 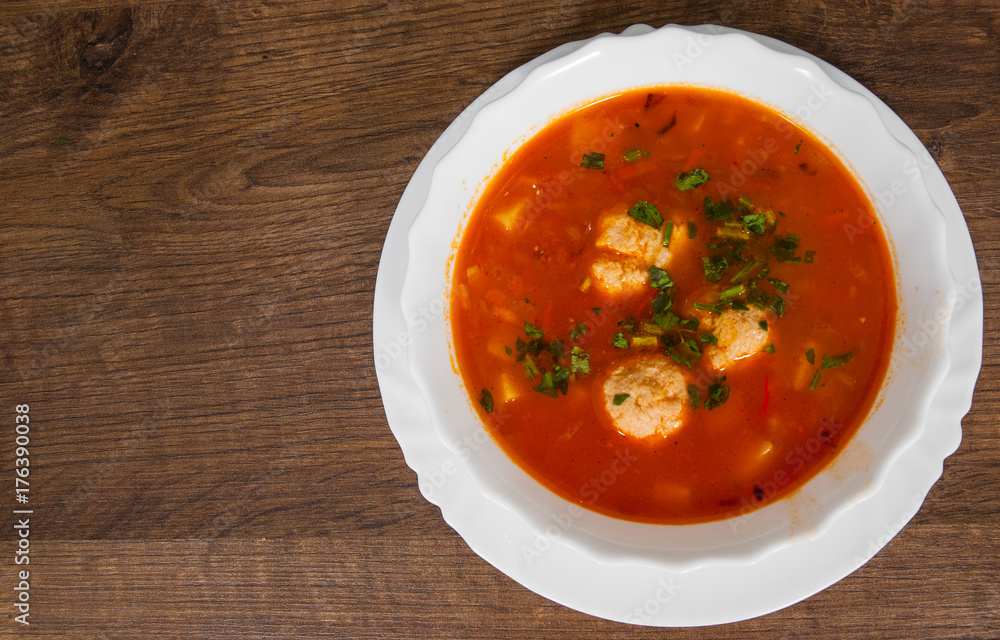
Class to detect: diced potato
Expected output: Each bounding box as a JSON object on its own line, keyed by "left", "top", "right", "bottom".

{"left": 498, "top": 372, "right": 521, "bottom": 403}
{"left": 494, "top": 200, "right": 526, "bottom": 232}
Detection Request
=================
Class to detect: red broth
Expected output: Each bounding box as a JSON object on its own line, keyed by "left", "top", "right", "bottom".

{"left": 450, "top": 87, "right": 896, "bottom": 524}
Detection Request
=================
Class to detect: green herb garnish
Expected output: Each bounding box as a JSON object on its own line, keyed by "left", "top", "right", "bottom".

{"left": 623, "top": 148, "right": 649, "bottom": 163}
{"left": 627, "top": 200, "right": 664, "bottom": 228}
{"left": 704, "top": 376, "right": 730, "bottom": 410}
{"left": 479, "top": 388, "right": 494, "bottom": 413}
{"left": 702, "top": 255, "right": 729, "bottom": 282}
{"left": 703, "top": 196, "right": 735, "bottom": 221}
{"left": 524, "top": 321, "right": 543, "bottom": 339}
{"left": 821, "top": 352, "right": 854, "bottom": 369}
{"left": 570, "top": 323, "right": 588, "bottom": 340}
{"left": 804, "top": 250, "right": 816, "bottom": 264}
{"left": 809, "top": 369, "right": 822, "bottom": 391}
{"left": 763, "top": 343, "right": 776, "bottom": 354}
{"left": 794, "top": 139, "right": 803, "bottom": 154}
{"left": 687, "top": 221, "right": 698, "bottom": 239}
{"left": 612, "top": 393, "right": 630, "bottom": 406}
{"left": 767, "top": 277, "right": 790, "bottom": 294}
{"left": 651, "top": 289, "right": 673, "bottom": 314}
{"left": 648, "top": 265, "right": 673, "bottom": 289}
{"left": 675, "top": 168, "right": 711, "bottom": 191}
{"left": 687, "top": 385, "right": 703, "bottom": 409}
{"left": 741, "top": 213, "right": 767, "bottom": 235}
{"left": 611, "top": 332, "right": 629, "bottom": 349}
{"left": 700, "top": 332, "right": 718, "bottom": 345}
{"left": 570, "top": 346, "right": 591, "bottom": 375}
{"left": 759, "top": 320, "right": 769, "bottom": 331}
{"left": 662, "top": 220, "right": 674, "bottom": 247}
{"left": 806, "top": 348, "right": 816, "bottom": 364}
{"left": 581, "top": 152, "right": 605, "bottom": 169}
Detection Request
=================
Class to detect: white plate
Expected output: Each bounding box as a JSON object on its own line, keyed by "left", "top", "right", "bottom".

{"left": 373, "top": 24, "right": 982, "bottom": 626}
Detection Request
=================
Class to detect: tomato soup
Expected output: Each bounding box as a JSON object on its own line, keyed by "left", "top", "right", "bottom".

{"left": 450, "top": 87, "right": 896, "bottom": 524}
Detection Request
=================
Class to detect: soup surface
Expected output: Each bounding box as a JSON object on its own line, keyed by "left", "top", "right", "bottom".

{"left": 450, "top": 86, "right": 896, "bottom": 524}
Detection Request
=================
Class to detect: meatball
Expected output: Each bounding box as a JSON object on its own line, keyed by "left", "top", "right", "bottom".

{"left": 589, "top": 209, "right": 682, "bottom": 295}
{"left": 603, "top": 355, "right": 688, "bottom": 438}
{"left": 704, "top": 307, "right": 769, "bottom": 368}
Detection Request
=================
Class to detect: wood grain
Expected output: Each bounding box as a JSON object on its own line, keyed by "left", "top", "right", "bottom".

{"left": 1, "top": 0, "right": 998, "bottom": 637}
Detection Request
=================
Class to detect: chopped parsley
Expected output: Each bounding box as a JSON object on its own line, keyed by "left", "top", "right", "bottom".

{"left": 580, "top": 152, "right": 605, "bottom": 169}
{"left": 794, "top": 139, "right": 803, "bottom": 154}
{"left": 704, "top": 376, "right": 730, "bottom": 410}
{"left": 611, "top": 332, "right": 629, "bottom": 349}
{"left": 759, "top": 320, "right": 769, "bottom": 331}
{"left": 651, "top": 289, "right": 673, "bottom": 314}
{"left": 524, "top": 321, "right": 543, "bottom": 339}
{"left": 804, "top": 250, "right": 816, "bottom": 264}
{"left": 687, "top": 221, "right": 698, "bottom": 238}
{"left": 806, "top": 348, "right": 816, "bottom": 364}
{"left": 570, "top": 322, "right": 588, "bottom": 340}
{"left": 627, "top": 200, "right": 664, "bottom": 228}
{"left": 675, "top": 168, "right": 711, "bottom": 191}
{"left": 479, "top": 388, "right": 494, "bottom": 413}
{"left": 821, "top": 352, "right": 854, "bottom": 369}
{"left": 648, "top": 265, "right": 673, "bottom": 289}
{"left": 687, "top": 384, "right": 703, "bottom": 409}
{"left": 763, "top": 343, "right": 775, "bottom": 354}
{"left": 741, "top": 213, "right": 767, "bottom": 235}
{"left": 612, "top": 393, "right": 630, "bottom": 406}
{"left": 700, "top": 332, "right": 718, "bottom": 345}
{"left": 771, "top": 234, "right": 802, "bottom": 262}
{"left": 703, "top": 196, "right": 735, "bottom": 221}
{"left": 702, "top": 255, "right": 729, "bottom": 282}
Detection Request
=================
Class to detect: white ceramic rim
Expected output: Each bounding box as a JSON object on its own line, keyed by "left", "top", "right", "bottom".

{"left": 373, "top": 24, "right": 982, "bottom": 626}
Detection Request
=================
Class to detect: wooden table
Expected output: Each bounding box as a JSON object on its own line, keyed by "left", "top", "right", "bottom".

{"left": 2, "top": 1, "right": 997, "bottom": 637}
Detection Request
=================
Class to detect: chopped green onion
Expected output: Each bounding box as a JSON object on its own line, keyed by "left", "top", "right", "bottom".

{"left": 731, "top": 259, "right": 764, "bottom": 284}
{"left": 738, "top": 196, "right": 754, "bottom": 212}
{"left": 570, "top": 346, "right": 591, "bottom": 375}
{"left": 719, "top": 283, "right": 745, "bottom": 301}
{"left": 624, "top": 148, "right": 649, "bottom": 163}
{"left": 523, "top": 354, "right": 539, "bottom": 381}
{"left": 631, "top": 335, "right": 659, "bottom": 348}
{"left": 581, "top": 152, "right": 605, "bottom": 169}
{"left": 809, "top": 369, "right": 821, "bottom": 391}
{"left": 662, "top": 220, "right": 674, "bottom": 247}
{"left": 767, "top": 277, "right": 790, "bottom": 294}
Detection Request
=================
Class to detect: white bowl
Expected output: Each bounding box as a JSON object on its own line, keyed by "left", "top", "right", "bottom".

{"left": 374, "top": 24, "right": 981, "bottom": 626}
